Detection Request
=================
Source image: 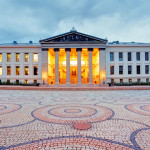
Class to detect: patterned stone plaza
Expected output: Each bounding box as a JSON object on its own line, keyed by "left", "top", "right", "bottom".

{"left": 0, "top": 90, "right": 150, "bottom": 150}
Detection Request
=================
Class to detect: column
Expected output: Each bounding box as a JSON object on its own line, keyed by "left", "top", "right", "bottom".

{"left": 88, "top": 48, "right": 93, "bottom": 84}
{"left": 77, "top": 48, "right": 82, "bottom": 84}
{"left": 99, "top": 48, "right": 106, "bottom": 84}
{"left": 65, "top": 48, "right": 71, "bottom": 84}
{"left": 42, "top": 48, "right": 48, "bottom": 84}
{"left": 54, "top": 48, "right": 59, "bottom": 84}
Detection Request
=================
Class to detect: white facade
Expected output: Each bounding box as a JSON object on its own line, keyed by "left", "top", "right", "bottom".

{"left": 0, "top": 30, "right": 150, "bottom": 85}
{"left": 106, "top": 43, "right": 150, "bottom": 83}
{"left": 0, "top": 44, "right": 42, "bottom": 84}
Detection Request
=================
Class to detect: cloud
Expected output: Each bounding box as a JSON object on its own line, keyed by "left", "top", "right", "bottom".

{"left": 0, "top": 0, "right": 150, "bottom": 43}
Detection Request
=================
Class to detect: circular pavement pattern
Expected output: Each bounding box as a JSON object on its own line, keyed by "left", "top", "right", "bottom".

{"left": 125, "top": 103, "right": 150, "bottom": 116}
{"left": 32, "top": 104, "right": 114, "bottom": 124}
{"left": 0, "top": 103, "right": 21, "bottom": 115}
{"left": 5, "top": 136, "right": 136, "bottom": 150}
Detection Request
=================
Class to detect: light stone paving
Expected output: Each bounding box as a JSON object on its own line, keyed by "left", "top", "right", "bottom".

{"left": 0, "top": 90, "right": 150, "bottom": 150}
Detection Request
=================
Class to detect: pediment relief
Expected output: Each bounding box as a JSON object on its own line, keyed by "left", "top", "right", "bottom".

{"left": 40, "top": 31, "right": 107, "bottom": 44}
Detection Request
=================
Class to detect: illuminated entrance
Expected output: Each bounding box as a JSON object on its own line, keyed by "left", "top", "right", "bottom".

{"left": 48, "top": 48, "right": 100, "bottom": 85}
{"left": 40, "top": 27, "right": 107, "bottom": 85}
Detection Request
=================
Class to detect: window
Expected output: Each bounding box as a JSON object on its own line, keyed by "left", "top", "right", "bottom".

{"left": 16, "top": 80, "right": 19, "bottom": 84}
{"left": 7, "top": 79, "right": 10, "bottom": 83}
{"left": 110, "top": 52, "right": 114, "bottom": 61}
{"left": 0, "top": 53, "right": 2, "bottom": 62}
{"left": 137, "top": 65, "right": 140, "bottom": 74}
{"left": 111, "top": 78, "right": 114, "bottom": 84}
{"left": 34, "top": 80, "right": 37, "bottom": 84}
{"left": 119, "top": 66, "right": 123, "bottom": 74}
{"left": 33, "top": 53, "right": 38, "bottom": 62}
{"left": 25, "top": 53, "right": 29, "bottom": 62}
{"left": 145, "top": 65, "right": 149, "bottom": 74}
{"left": 128, "top": 66, "right": 132, "bottom": 74}
{"left": 7, "top": 53, "right": 11, "bottom": 62}
{"left": 16, "top": 66, "right": 20, "bottom": 75}
{"left": 137, "top": 78, "right": 140, "bottom": 83}
{"left": 145, "top": 52, "right": 149, "bottom": 61}
{"left": 34, "top": 66, "right": 38, "bottom": 75}
{"left": 128, "top": 52, "right": 132, "bottom": 61}
{"left": 129, "top": 79, "right": 132, "bottom": 83}
{"left": 136, "top": 52, "right": 140, "bottom": 61}
{"left": 7, "top": 66, "right": 11, "bottom": 75}
{"left": 119, "top": 52, "right": 123, "bottom": 61}
{"left": 146, "top": 78, "right": 149, "bottom": 83}
{"left": 0, "top": 66, "right": 2, "bottom": 75}
{"left": 120, "top": 79, "right": 123, "bottom": 83}
{"left": 25, "top": 80, "right": 28, "bottom": 84}
{"left": 16, "top": 53, "right": 20, "bottom": 62}
{"left": 25, "top": 66, "right": 29, "bottom": 75}
{"left": 110, "top": 66, "right": 114, "bottom": 75}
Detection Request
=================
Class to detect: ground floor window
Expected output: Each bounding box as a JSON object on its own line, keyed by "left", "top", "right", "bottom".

{"left": 137, "top": 78, "right": 141, "bottom": 83}
{"left": 34, "top": 80, "right": 37, "bottom": 84}
{"left": 25, "top": 80, "right": 28, "bottom": 84}
{"left": 16, "top": 80, "right": 19, "bottom": 84}
{"left": 120, "top": 79, "right": 123, "bottom": 83}
{"left": 146, "top": 78, "right": 149, "bottom": 82}
{"left": 129, "top": 79, "right": 132, "bottom": 83}
{"left": 7, "top": 79, "right": 10, "bottom": 83}
{"left": 111, "top": 78, "right": 114, "bottom": 84}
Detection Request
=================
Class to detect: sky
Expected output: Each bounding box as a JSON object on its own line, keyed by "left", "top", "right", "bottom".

{"left": 0, "top": 0, "right": 150, "bottom": 43}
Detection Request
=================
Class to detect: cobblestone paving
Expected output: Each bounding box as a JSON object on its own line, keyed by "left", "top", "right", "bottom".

{"left": 0, "top": 90, "right": 150, "bottom": 150}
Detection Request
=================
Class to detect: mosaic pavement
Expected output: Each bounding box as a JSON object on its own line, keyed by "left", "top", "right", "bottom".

{"left": 0, "top": 90, "right": 150, "bottom": 150}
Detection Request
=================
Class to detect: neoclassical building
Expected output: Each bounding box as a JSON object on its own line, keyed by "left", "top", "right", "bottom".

{"left": 0, "top": 27, "right": 150, "bottom": 85}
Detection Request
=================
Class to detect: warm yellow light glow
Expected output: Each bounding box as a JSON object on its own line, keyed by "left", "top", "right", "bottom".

{"left": 0, "top": 54, "right": 2, "bottom": 62}
{"left": 43, "top": 75, "right": 46, "bottom": 78}
{"left": 0, "top": 67, "right": 2, "bottom": 75}
{"left": 71, "top": 61, "right": 77, "bottom": 66}
{"left": 33, "top": 53, "right": 38, "bottom": 62}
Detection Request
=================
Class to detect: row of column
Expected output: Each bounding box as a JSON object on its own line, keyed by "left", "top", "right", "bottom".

{"left": 54, "top": 48, "right": 93, "bottom": 85}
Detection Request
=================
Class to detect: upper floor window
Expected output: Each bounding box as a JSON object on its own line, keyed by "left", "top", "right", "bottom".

{"left": 25, "top": 66, "right": 29, "bottom": 75}
{"left": 16, "top": 66, "right": 20, "bottom": 75}
{"left": 7, "top": 53, "right": 11, "bottom": 62}
{"left": 137, "top": 65, "right": 140, "bottom": 74}
{"left": 128, "top": 65, "right": 132, "bottom": 74}
{"left": 119, "top": 52, "right": 123, "bottom": 61}
{"left": 110, "top": 52, "right": 114, "bottom": 61}
{"left": 33, "top": 53, "right": 38, "bottom": 62}
{"left": 145, "top": 52, "right": 149, "bottom": 61}
{"left": 25, "top": 53, "right": 29, "bottom": 62}
{"left": 0, "top": 53, "right": 2, "bottom": 62}
{"left": 145, "top": 65, "right": 149, "bottom": 74}
{"left": 136, "top": 52, "right": 140, "bottom": 61}
{"left": 0, "top": 66, "right": 2, "bottom": 75}
{"left": 128, "top": 52, "right": 132, "bottom": 61}
{"left": 7, "top": 66, "right": 11, "bottom": 75}
{"left": 110, "top": 66, "right": 114, "bottom": 75}
{"left": 34, "top": 66, "right": 38, "bottom": 75}
{"left": 119, "top": 66, "right": 123, "bottom": 74}
{"left": 16, "top": 53, "right": 20, "bottom": 62}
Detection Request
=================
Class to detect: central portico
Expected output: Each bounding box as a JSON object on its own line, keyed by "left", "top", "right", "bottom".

{"left": 40, "top": 28, "right": 107, "bottom": 85}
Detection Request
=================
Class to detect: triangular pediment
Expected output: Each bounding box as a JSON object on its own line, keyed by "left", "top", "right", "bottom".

{"left": 40, "top": 30, "right": 107, "bottom": 44}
